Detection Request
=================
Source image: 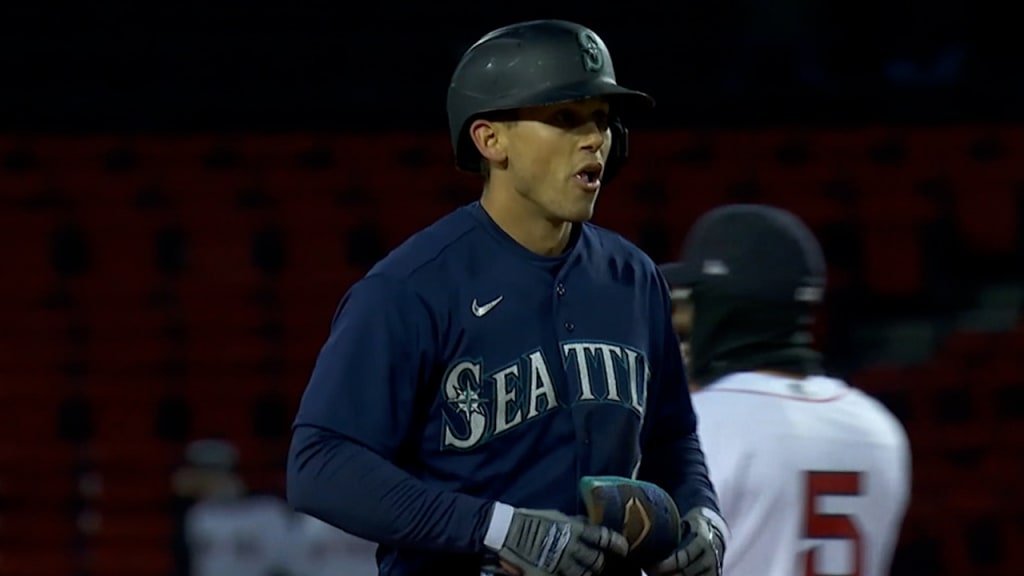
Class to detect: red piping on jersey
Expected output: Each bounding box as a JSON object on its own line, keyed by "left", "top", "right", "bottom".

{"left": 696, "top": 387, "right": 852, "bottom": 403}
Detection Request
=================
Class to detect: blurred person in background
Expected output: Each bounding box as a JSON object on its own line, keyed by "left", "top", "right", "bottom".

{"left": 171, "top": 438, "right": 291, "bottom": 576}
{"left": 286, "top": 513, "right": 379, "bottom": 576}
{"left": 659, "top": 204, "right": 912, "bottom": 576}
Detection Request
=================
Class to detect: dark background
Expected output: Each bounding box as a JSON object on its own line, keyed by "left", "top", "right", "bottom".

{"left": 1, "top": 2, "right": 1022, "bottom": 132}
{"left": 0, "top": 2, "right": 1022, "bottom": 575}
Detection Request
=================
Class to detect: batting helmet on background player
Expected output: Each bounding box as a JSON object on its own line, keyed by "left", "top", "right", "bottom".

{"left": 659, "top": 204, "right": 828, "bottom": 386}
{"left": 659, "top": 204, "right": 827, "bottom": 304}
{"left": 446, "top": 20, "right": 655, "bottom": 184}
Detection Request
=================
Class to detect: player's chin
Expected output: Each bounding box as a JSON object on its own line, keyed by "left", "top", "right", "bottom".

{"left": 563, "top": 200, "right": 597, "bottom": 223}
{"left": 562, "top": 189, "right": 599, "bottom": 222}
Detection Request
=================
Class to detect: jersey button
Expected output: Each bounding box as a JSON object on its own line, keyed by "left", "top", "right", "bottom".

{"left": 564, "top": 321, "right": 575, "bottom": 331}
{"left": 556, "top": 283, "right": 566, "bottom": 296}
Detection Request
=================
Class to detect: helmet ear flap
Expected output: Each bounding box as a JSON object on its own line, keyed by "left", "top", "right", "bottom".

{"left": 602, "top": 117, "right": 629, "bottom": 185}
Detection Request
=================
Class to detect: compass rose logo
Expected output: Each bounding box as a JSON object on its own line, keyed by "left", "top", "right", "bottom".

{"left": 450, "top": 379, "right": 486, "bottom": 419}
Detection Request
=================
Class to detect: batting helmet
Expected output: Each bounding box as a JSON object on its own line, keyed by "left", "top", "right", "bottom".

{"left": 446, "top": 20, "right": 654, "bottom": 183}
{"left": 659, "top": 204, "right": 827, "bottom": 304}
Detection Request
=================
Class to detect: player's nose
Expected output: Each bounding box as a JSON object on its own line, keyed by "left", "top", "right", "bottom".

{"left": 578, "top": 121, "right": 606, "bottom": 153}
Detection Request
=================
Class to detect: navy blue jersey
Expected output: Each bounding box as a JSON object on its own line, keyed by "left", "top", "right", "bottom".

{"left": 288, "top": 201, "right": 719, "bottom": 576}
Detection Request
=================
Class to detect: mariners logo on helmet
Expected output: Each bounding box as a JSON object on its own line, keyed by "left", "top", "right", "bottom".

{"left": 577, "top": 30, "right": 604, "bottom": 72}
{"left": 446, "top": 20, "right": 655, "bottom": 182}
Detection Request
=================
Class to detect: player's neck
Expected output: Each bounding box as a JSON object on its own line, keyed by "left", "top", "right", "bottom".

{"left": 480, "top": 186, "right": 573, "bottom": 256}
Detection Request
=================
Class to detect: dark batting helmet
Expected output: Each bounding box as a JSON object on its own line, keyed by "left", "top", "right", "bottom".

{"left": 446, "top": 20, "right": 655, "bottom": 184}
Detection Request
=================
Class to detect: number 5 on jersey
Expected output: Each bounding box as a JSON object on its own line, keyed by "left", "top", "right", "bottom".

{"left": 803, "top": 471, "right": 862, "bottom": 576}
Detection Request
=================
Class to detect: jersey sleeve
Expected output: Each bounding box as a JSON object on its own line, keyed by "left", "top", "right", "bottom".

{"left": 293, "top": 273, "right": 435, "bottom": 456}
{"left": 287, "top": 274, "right": 497, "bottom": 555}
{"left": 638, "top": 273, "right": 723, "bottom": 520}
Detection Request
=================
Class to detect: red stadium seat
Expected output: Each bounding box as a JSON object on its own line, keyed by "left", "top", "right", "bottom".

{"left": 857, "top": 223, "right": 925, "bottom": 297}
{"left": 135, "top": 134, "right": 231, "bottom": 172}
{"left": 0, "top": 471, "right": 76, "bottom": 513}
{"left": 659, "top": 165, "right": 732, "bottom": 237}
{"left": 850, "top": 163, "right": 940, "bottom": 298}
{"left": 31, "top": 135, "right": 127, "bottom": 174}
{"left": 941, "top": 328, "right": 1000, "bottom": 356}
{"left": 756, "top": 164, "right": 849, "bottom": 230}
{"left": 0, "top": 147, "right": 48, "bottom": 206}
{"left": 0, "top": 512, "right": 77, "bottom": 548}
{"left": 51, "top": 166, "right": 151, "bottom": 212}
{"left": 78, "top": 300, "right": 172, "bottom": 364}
{"left": 374, "top": 198, "right": 453, "bottom": 251}
{"left": 0, "top": 324, "right": 69, "bottom": 382}
{"left": 937, "top": 127, "right": 1022, "bottom": 255}
{"left": 0, "top": 210, "right": 61, "bottom": 306}
{"left": 74, "top": 212, "right": 178, "bottom": 301}
{"left": 80, "top": 334, "right": 174, "bottom": 378}
{"left": 233, "top": 133, "right": 328, "bottom": 172}
{"left": 282, "top": 319, "right": 332, "bottom": 376}
{"left": 280, "top": 280, "right": 349, "bottom": 330}
{"left": 80, "top": 440, "right": 180, "bottom": 472}
{"left": 80, "top": 510, "right": 174, "bottom": 544}
{"left": 185, "top": 392, "right": 258, "bottom": 441}
{"left": 177, "top": 218, "right": 276, "bottom": 293}
{"left": 947, "top": 171, "right": 1018, "bottom": 256}
{"left": 746, "top": 129, "right": 817, "bottom": 170}
{"left": 0, "top": 442, "right": 75, "bottom": 476}
{"left": 83, "top": 541, "right": 174, "bottom": 576}
{"left": 0, "top": 401, "right": 65, "bottom": 445}
{"left": 79, "top": 471, "right": 172, "bottom": 511}
{"left": 84, "top": 390, "right": 162, "bottom": 442}
{"left": 262, "top": 168, "right": 366, "bottom": 288}
{"left": 899, "top": 126, "right": 960, "bottom": 172}
{"left": 850, "top": 364, "right": 925, "bottom": 450}
{"left": 160, "top": 163, "right": 275, "bottom": 296}
{"left": 701, "top": 130, "right": 763, "bottom": 171}
{"left": 179, "top": 330, "right": 273, "bottom": 377}
{"left": 0, "top": 549, "right": 76, "bottom": 576}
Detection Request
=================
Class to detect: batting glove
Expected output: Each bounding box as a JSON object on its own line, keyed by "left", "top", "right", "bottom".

{"left": 489, "top": 507, "right": 630, "bottom": 576}
{"left": 645, "top": 507, "right": 726, "bottom": 576}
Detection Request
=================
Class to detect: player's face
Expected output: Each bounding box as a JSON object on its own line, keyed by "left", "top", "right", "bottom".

{"left": 504, "top": 98, "right": 613, "bottom": 223}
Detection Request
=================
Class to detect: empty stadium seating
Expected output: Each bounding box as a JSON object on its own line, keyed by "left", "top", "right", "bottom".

{"left": 1, "top": 127, "right": 1021, "bottom": 576}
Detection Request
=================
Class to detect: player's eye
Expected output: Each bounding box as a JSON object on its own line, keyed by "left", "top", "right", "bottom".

{"left": 552, "top": 109, "right": 578, "bottom": 127}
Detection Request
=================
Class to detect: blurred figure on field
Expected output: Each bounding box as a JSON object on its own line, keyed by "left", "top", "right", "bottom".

{"left": 170, "top": 438, "right": 291, "bottom": 576}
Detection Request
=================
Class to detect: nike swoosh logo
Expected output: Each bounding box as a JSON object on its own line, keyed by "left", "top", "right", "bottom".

{"left": 471, "top": 296, "right": 503, "bottom": 317}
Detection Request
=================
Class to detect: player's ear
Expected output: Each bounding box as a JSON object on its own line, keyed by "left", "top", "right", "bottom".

{"left": 469, "top": 119, "right": 508, "bottom": 166}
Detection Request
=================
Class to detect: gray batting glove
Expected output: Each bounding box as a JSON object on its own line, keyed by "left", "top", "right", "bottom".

{"left": 645, "top": 507, "right": 726, "bottom": 576}
{"left": 496, "top": 508, "right": 629, "bottom": 576}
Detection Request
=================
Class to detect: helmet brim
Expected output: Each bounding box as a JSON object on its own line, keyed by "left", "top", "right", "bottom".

{"left": 454, "top": 79, "right": 654, "bottom": 172}
{"left": 513, "top": 78, "right": 655, "bottom": 116}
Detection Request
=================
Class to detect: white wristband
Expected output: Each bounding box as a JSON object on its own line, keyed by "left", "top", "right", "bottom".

{"left": 697, "top": 506, "right": 731, "bottom": 546}
{"left": 484, "top": 502, "right": 515, "bottom": 552}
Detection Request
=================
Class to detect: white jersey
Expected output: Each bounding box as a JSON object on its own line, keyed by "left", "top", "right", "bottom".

{"left": 286, "top": 513, "right": 379, "bottom": 576}
{"left": 692, "top": 372, "right": 911, "bottom": 576}
{"left": 184, "top": 494, "right": 292, "bottom": 576}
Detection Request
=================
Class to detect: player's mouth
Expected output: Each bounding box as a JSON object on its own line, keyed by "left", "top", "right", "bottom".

{"left": 573, "top": 162, "right": 603, "bottom": 192}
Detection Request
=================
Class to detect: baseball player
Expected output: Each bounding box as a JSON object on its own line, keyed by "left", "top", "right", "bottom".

{"left": 287, "top": 19, "right": 727, "bottom": 576}
{"left": 659, "top": 204, "right": 912, "bottom": 576}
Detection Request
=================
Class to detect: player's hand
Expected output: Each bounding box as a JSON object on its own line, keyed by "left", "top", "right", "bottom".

{"left": 644, "top": 507, "right": 725, "bottom": 576}
{"left": 495, "top": 508, "right": 629, "bottom": 576}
